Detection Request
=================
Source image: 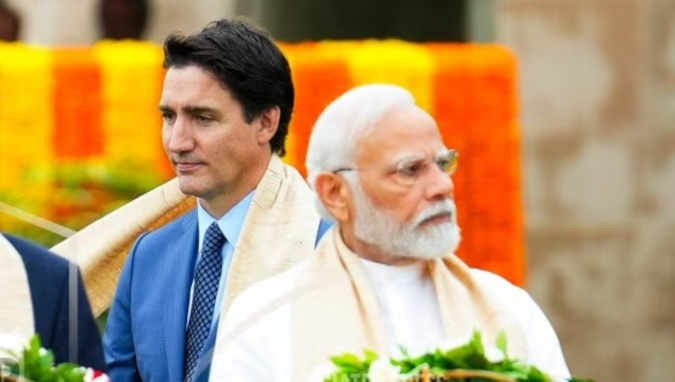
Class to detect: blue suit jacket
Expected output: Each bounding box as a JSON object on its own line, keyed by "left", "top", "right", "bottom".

{"left": 103, "top": 210, "right": 332, "bottom": 382}
{"left": 4, "top": 234, "right": 106, "bottom": 371}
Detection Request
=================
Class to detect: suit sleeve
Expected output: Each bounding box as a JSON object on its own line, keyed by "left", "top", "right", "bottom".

{"left": 103, "top": 235, "right": 145, "bottom": 382}
{"left": 51, "top": 264, "right": 107, "bottom": 371}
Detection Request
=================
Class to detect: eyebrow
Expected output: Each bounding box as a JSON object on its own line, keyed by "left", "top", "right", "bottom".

{"left": 392, "top": 148, "right": 450, "bottom": 164}
{"left": 158, "top": 105, "right": 222, "bottom": 117}
{"left": 392, "top": 153, "right": 426, "bottom": 164}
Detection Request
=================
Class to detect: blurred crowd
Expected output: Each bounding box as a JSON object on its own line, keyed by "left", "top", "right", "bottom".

{"left": 0, "top": 0, "right": 149, "bottom": 42}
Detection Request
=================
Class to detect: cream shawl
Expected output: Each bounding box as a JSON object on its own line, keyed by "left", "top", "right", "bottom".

{"left": 292, "top": 228, "right": 528, "bottom": 381}
{"left": 214, "top": 154, "right": 321, "bottom": 335}
{"left": 50, "top": 177, "right": 195, "bottom": 316}
{"left": 50, "top": 155, "right": 320, "bottom": 318}
{"left": 0, "top": 234, "right": 34, "bottom": 337}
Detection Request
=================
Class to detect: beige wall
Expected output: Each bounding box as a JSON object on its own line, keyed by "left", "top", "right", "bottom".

{"left": 497, "top": 0, "right": 675, "bottom": 380}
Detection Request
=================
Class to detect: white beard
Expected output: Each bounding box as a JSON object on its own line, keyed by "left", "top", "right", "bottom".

{"left": 349, "top": 179, "right": 461, "bottom": 260}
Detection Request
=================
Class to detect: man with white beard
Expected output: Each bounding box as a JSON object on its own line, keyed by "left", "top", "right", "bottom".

{"left": 209, "top": 84, "right": 570, "bottom": 382}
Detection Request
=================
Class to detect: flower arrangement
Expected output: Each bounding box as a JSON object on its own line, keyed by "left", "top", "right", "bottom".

{"left": 318, "top": 331, "right": 593, "bottom": 382}
{"left": 0, "top": 41, "right": 524, "bottom": 288}
{"left": 0, "top": 333, "right": 109, "bottom": 382}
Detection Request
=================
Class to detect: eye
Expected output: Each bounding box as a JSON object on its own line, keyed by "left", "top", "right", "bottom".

{"left": 161, "top": 111, "right": 176, "bottom": 124}
{"left": 436, "top": 158, "right": 452, "bottom": 172}
{"left": 397, "top": 161, "right": 424, "bottom": 177}
{"left": 194, "top": 114, "right": 213, "bottom": 124}
{"left": 436, "top": 151, "right": 459, "bottom": 174}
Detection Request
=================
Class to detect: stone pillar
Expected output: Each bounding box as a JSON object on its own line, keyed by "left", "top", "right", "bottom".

{"left": 496, "top": 0, "right": 675, "bottom": 380}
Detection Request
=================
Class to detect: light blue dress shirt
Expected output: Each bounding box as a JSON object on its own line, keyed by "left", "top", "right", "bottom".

{"left": 186, "top": 191, "right": 255, "bottom": 329}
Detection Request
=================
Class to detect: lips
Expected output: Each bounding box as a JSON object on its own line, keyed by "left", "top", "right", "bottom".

{"left": 420, "top": 212, "right": 453, "bottom": 226}
{"left": 174, "top": 161, "right": 204, "bottom": 172}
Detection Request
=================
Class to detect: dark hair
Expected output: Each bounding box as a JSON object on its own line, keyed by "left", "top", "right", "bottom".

{"left": 163, "top": 17, "right": 294, "bottom": 157}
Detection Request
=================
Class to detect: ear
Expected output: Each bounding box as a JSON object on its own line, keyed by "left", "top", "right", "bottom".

{"left": 256, "top": 106, "right": 281, "bottom": 146}
{"left": 315, "top": 172, "right": 351, "bottom": 223}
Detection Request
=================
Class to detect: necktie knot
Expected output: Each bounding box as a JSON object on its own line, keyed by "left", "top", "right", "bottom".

{"left": 203, "top": 222, "right": 226, "bottom": 253}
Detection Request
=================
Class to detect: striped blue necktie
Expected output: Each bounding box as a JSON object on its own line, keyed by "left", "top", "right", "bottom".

{"left": 184, "top": 222, "right": 225, "bottom": 382}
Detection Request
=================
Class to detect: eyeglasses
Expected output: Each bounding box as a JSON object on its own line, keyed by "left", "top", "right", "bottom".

{"left": 333, "top": 149, "right": 459, "bottom": 187}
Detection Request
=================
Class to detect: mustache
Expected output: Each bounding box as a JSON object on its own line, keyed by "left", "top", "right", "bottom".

{"left": 413, "top": 200, "right": 456, "bottom": 227}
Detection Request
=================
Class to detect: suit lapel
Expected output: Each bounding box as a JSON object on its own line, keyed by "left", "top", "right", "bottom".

{"left": 163, "top": 212, "right": 198, "bottom": 382}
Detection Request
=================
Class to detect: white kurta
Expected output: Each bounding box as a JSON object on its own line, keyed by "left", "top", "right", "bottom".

{"left": 209, "top": 260, "right": 571, "bottom": 382}
{"left": 359, "top": 258, "right": 445, "bottom": 357}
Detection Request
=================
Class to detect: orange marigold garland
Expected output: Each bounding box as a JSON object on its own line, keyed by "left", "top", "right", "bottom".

{"left": 428, "top": 43, "right": 474, "bottom": 269}
{"left": 93, "top": 41, "right": 165, "bottom": 175}
{"left": 280, "top": 42, "right": 353, "bottom": 176}
{"left": 0, "top": 44, "right": 53, "bottom": 191}
{"left": 53, "top": 48, "right": 103, "bottom": 160}
{"left": 335, "top": 40, "right": 436, "bottom": 113}
{"left": 0, "top": 41, "right": 525, "bottom": 286}
{"left": 462, "top": 45, "right": 524, "bottom": 286}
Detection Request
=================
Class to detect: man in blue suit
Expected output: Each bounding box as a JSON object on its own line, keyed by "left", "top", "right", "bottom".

{"left": 103, "top": 17, "right": 331, "bottom": 382}
{"left": 1, "top": 233, "right": 106, "bottom": 371}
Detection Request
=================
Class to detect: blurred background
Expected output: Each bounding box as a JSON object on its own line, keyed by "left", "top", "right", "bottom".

{"left": 1, "top": 0, "right": 674, "bottom": 381}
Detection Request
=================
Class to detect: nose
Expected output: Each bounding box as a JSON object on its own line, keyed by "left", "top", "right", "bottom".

{"left": 165, "top": 117, "right": 195, "bottom": 154}
{"left": 424, "top": 163, "right": 455, "bottom": 200}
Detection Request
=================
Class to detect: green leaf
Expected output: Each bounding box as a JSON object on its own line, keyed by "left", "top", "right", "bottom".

{"left": 526, "top": 366, "right": 553, "bottom": 382}
{"left": 329, "top": 350, "right": 372, "bottom": 377}
{"left": 496, "top": 330, "right": 508, "bottom": 356}
{"left": 3, "top": 335, "right": 86, "bottom": 382}
{"left": 363, "top": 349, "right": 379, "bottom": 363}
{"left": 397, "top": 345, "right": 410, "bottom": 358}
{"left": 331, "top": 352, "right": 364, "bottom": 369}
{"left": 501, "top": 369, "right": 531, "bottom": 380}
{"left": 470, "top": 330, "right": 486, "bottom": 355}
{"left": 322, "top": 331, "right": 596, "bottom": 382}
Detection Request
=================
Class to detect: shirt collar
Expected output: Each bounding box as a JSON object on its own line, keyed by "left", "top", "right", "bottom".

{"left": 196, "top": 191, "right": 255, "bottom": 249}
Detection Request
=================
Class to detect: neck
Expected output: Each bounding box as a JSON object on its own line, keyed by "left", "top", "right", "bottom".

{"left": 339, "top": 225, "right": 421, "bottom": 266}
{"left": 200, "top": 152, "right": 272, "bottom": 219}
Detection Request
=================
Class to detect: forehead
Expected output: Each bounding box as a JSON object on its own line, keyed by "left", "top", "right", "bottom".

{"left": 357, "top": 106, "right": 444, "bottom": 165}
{"left": 160, "top": 65, "right": 231, "bottom": 107}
